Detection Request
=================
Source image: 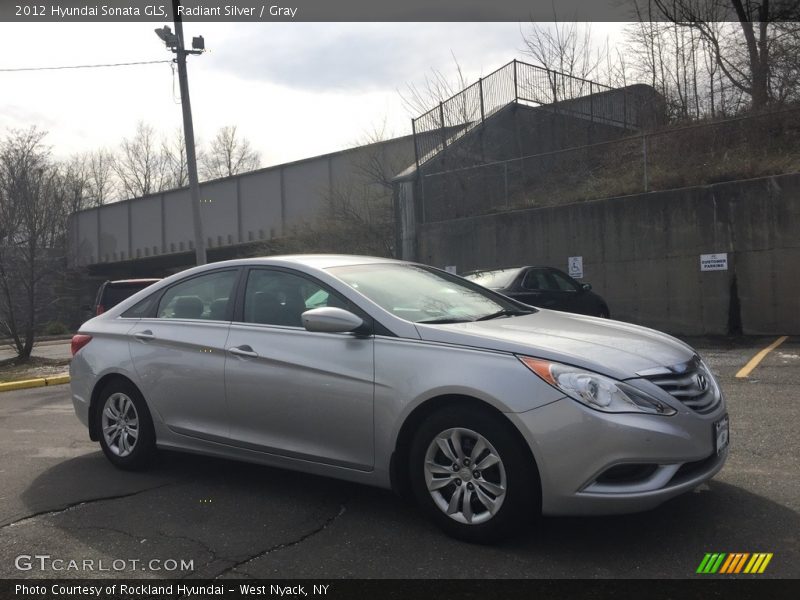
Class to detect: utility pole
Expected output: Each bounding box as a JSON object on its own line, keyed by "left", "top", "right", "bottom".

{"left": 155, "top": 0, "right": 206, "bottom": 265}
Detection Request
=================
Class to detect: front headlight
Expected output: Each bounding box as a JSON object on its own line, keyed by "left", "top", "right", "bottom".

{"left": 519, "top": 356, "right": 676, "bottom": 415}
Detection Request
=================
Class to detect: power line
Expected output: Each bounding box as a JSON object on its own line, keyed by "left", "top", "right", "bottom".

{"left": 0, "top": 59, "right": 172, "bottom": 73}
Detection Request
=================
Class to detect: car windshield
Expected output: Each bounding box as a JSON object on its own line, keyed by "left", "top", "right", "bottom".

{"left": 463, "top": 268, "right": 521, "bottom": 289}
{"left": 328, "top": 263, "right": 526, "bottom": 324}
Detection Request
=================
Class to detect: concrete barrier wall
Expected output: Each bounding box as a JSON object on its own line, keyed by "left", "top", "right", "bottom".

{"left": 416, "top": 172, "right": 800, "bottom": 335}
{"left": 68, "top": 135, "right": 416, "bottom": 268}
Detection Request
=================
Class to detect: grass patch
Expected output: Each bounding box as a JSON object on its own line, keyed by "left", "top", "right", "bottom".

{"left": 0, "top": 356, "right": 71, "bottom": 383}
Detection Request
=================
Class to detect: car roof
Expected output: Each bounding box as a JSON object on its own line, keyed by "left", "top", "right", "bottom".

{"left": 230, "top": 254, "right": 405, "bottom": 270}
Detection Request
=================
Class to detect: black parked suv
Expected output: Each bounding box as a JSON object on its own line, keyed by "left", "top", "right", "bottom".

{"left": 464, "top": 266, "right": 610, "bottom": 317}
{"left": 93, "top": 279, "right": 161, "bottom": 316}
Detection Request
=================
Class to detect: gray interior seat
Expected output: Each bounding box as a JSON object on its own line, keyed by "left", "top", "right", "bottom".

{"left": 173, "top": 296, "right": 204, "bottom": 319}
{"left": 208, "top": 298, "right": 228, "bottom": 320}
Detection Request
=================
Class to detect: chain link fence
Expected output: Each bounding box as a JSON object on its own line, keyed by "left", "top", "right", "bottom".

{"left": 411, "top": 60, "right": 658, "bottom": 169}
{"left": 418, "top": 107, "right": 800, "bottom": 223}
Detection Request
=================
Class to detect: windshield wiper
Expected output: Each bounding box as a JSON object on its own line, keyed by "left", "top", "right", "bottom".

{"left": 417, "top": 317, "right": 474, "bottom": 324}
{"left": 475, "top": 309, "right": 534, "bottom": 321}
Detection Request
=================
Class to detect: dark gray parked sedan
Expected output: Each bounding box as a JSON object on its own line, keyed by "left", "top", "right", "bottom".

{"left": 465, "top": 266, "right": 611, "bottom": 317}
{"left": 70, "top": 255, "right": 728, "bottom": 542}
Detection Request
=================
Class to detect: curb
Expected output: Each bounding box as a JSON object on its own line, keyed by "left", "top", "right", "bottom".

{"left": 0, "top": 374, "right": 70, "bottom": 393}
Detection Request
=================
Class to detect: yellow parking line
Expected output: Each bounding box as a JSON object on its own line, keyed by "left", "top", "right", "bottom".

{"left": 735, "top": 336, "right": 789, "bottom": 378}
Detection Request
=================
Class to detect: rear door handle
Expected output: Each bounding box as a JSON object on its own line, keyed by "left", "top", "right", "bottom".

{"left": 133, "top": 330, "right": 155, "bottom": 341}
{"left": 228, "top": 345, "right": 258, "bottom": 358}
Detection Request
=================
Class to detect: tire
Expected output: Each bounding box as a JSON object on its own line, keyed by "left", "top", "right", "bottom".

{"left": 409, "top": 404, "right": 540, "bottom": 543}
{"left": 95, "top": 379, "right": 156, "bottom": 470}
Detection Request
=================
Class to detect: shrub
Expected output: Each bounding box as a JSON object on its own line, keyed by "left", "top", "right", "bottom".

{"left": 43, "top": 321, "right": 69, "bottom": 336}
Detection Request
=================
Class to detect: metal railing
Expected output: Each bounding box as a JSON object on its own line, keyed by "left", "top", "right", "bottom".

{"left": 411, "top": 59, "right": 644, "bottom": 169}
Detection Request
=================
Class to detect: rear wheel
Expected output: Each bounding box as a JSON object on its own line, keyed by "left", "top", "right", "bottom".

{"left": 409, "top": 405, "right": 540, "bottom": 543}
{"left": 96, "top": 380, "right": 156, "bottom": 470}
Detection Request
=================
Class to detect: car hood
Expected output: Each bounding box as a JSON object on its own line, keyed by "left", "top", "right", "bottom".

{"left": 414, "top": 309, "right": 695, "bottom": 380}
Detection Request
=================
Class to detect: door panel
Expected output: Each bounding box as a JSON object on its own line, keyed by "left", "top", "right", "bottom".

{"left": 127, "top": 269, "right": 239, "bottom": 441}
{"left": 225, "top": 325, "right": 374, "bottom": 470}
{"left": 224, "top": 267, "right": 375, "bottom": 470}
{"left": 548, "top": 270, "right": 583, "bottom": 313}
{"left": 129, "top": 320, "right": 231, "bottom": 440}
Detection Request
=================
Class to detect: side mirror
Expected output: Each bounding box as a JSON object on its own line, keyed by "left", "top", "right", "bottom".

{"left": 302, "top": 307, "right": 365, "bottom": 334}
{"left": 581, "top": 283, "right": 592, "bottom": 292}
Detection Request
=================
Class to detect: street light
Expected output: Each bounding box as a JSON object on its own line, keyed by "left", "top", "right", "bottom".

{"left": 153, "top": 25, "right": 178, "bottom": 48}
{"left": 154, "top": 1, "right": 207, "bottom": 265}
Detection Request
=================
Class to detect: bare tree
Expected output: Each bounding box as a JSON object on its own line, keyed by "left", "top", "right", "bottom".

{"left": 400, "top": 53, "right": 471, "bottom": 118}
{"left": 279, "top": 127, "right": 411, "bottom": 258}
{"left": 60, "top": 155, "right": 93, "bottom": 215}
{"left": 200, "top": 125, "right": 261, "bottom": 180}
{"left": 651, "top": 0, "right": 800, "bottom": 110}
{"left": 522, "top": 21, "right": 608, "bottom": 97}
{"left": 162, "top": 128, "right": 190, "bottom": 189}
{"left": 85, "top": 148, "right": 117, "bottom": 206}
{"left": 626, "top": 3, "right": 750, "bottom": 120}
{"left": 0, "top": 128, "right": 72, "bottom": 359}
{"left": 114, "top": 121, "right": 170, "bottom": 198}
{"left": 769, "top": 21, "right": 800, "bottom": 104}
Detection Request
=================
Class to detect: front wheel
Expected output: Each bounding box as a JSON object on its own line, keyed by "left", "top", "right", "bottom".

{"left": 96, "top": 380, "right": 156, "bottom": 470}
{"left": 409, "top": 405, "right": 540, "bottom": 543}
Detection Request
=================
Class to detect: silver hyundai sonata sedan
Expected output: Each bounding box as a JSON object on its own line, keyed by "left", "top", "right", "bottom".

{"left": 70, "top": 255, "right": 729, "bottom": 542}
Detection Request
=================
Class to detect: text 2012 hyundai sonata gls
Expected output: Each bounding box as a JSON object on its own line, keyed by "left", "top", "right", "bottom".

{"left": 70, "top": 255, "right": 729, "bottom": 542}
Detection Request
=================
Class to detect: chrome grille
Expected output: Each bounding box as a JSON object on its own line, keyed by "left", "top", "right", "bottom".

{"left": 638, "top": 356, "right": 720, "bottom": 413}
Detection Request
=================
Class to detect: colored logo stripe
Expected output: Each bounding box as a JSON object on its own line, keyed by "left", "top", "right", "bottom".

{"left": 744, "top": 553, "right": 773, "bottom": 574}
{"left": 697, "top": 553, "right": 726, "bottom": 573}
{"left": 697, "top": 553, "right": 773, "bottom": 574}
{"left": 719, "top": 553, "right": 749, "bottom": 573}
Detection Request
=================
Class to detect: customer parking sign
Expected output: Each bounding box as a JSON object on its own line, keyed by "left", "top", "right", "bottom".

{"left": 700, "top": 253, "right": 728, "bottom": 271}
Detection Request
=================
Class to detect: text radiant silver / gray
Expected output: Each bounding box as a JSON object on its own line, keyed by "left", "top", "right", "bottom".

{"left": 70, "top": 255, "right": 728, "bottom": 542}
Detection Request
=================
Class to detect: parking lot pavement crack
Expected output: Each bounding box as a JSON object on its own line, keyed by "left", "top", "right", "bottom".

{"left": 214, "top": 503, "right": 347, "bottom": 579}
{"left": 72, "top": 524, "right": 143, "bottom": 543}
{"left": 0, "top": 482, "right": 178, "bottom": 530}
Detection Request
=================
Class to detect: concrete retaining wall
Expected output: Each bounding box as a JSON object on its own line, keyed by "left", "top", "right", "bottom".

{"left": 417, "top": 173, "right": 800, "bottom": 335}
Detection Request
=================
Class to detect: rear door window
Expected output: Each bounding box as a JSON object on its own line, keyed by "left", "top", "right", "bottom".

{"left": 522, "top": 269, "right": 556, "bottom": 291}
{"left": 156, "top": 270, "right": 238, "bottom": 321}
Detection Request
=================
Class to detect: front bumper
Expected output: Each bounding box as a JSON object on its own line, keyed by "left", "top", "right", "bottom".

{"left": 508, "top": 397, "right": 728, "bottom": 515}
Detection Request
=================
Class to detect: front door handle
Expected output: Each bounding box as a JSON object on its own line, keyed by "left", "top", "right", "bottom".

{"left": 228, "top": 345, "right": 258, "bottom": 358}
{"left": 133, "top": 330, "right": 155, "bottom": 341}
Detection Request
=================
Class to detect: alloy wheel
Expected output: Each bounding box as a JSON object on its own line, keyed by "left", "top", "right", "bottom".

{"left": 423, "top": 427, "right": 507, "bottom": 525}
{"left": 101, "top": 392, "right": 140, "bottom": 457}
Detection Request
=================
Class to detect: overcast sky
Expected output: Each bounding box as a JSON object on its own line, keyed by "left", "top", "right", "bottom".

{"left": 0, "top": 22, "right": 625, "bottom": 167}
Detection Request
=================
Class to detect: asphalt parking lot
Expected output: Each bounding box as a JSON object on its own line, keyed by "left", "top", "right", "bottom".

{"left": 0, "top": 337, "right": 797, "bottom": 579}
